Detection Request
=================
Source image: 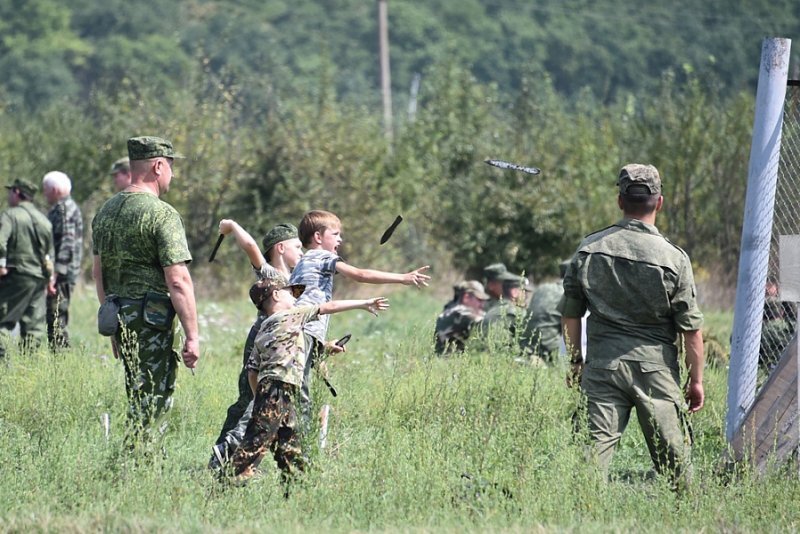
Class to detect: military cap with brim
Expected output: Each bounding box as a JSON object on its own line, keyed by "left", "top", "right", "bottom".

{"left": 483, "top": 263, "right": 508, "bottom": 281}
{"left": 109, "top": 156, "right": 130, "bottom": 174}
{"left": 249, "top": 276, "right": 305, "bottom": 309}
{"left": 500, "top": 271, "right": 530, "bottom": 290}
{"left": 460, "top": 280, "right": 490, "bottom": 300}
{"left": 128, "top": 136, "right": 184, "bottom": 161}
{"left": 262, "top": 223, "right": 299, "bottom": 253}
{"left": 5, "top": 178, "right": 38, "bottom": 197}
{"left": 617, "top": 164, "right": 661, "bottom": 195}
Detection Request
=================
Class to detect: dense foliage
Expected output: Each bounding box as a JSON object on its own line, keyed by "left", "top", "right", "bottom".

{"left": 0, "top": 0, "right": 792, "bottom": 293}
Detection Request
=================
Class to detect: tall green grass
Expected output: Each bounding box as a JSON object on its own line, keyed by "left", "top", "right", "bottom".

{"left": 0, "top": 288, "right": 797, "bottom": 532}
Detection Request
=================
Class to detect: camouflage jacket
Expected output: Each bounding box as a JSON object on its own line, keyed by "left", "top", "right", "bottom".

{"left": 522, "top": 282, "right": 564, "bottom": 356}
{"left": 247, "top": 305, "right": 320, "bottom": 387}
{"left": 559, "top": 218, "right": 703, "bottom": 367}
{"left": 434, "top": 304, "right": 483, "bottom": 354}
{"left": 48, "top": 195, "right": 83, "bottom": 283}
{"left": 92, "top": 192, "right": 191, "bottom": 299}
{"left": 0, "top": 201, "right": 54, "bottom": 279}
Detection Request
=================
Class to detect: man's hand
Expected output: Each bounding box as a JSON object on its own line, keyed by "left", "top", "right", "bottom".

{"left": 47, "top": 279, "right": 57, "bottom": 296}
{"left": 685, "top": 380, "right": 704, "bottom": 413}
{"left": 324, "top": 340, "right": 346, "bottom": 355}
{"left": 403, "top": 266, "right": 431, "bottom": 288}
{"left": 182, "top": 337, "right": 200, "bottom": 369}
{"left": 218, "top": 219, "right": 237, "bottom": 235}
{"left": 0, "top": 267, "right": 7, "bottom": 277}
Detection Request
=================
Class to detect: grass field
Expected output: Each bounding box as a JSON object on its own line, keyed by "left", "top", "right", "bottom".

{"left": 0, "top": 286, "right": 797, "bottom": 532}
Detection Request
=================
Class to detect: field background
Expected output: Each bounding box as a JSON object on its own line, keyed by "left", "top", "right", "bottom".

{"left": 0, "top": 284, "right": 796, "bottom": 532}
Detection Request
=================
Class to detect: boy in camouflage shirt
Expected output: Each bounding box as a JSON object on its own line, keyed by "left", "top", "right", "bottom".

{"left": 228, "top": 274, "right": 388, "bottom": 484}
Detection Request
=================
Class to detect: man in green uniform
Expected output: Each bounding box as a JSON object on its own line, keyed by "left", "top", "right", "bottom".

{"left": 482, "top": 263, "right": 507, "bottom": 314}
{"left": 42, "top": 171, "right": 83, "bottom": 349}
{"left": 0, "top": 179, "right": 54, "bottom": 357}
{"left": 92, "top": 136, "right": 199, "bottom": 441}
{"left": 479, "top": 271, "right": 533, "bottom": 358}
{"left": 559, "top": 164, "right": 704, "bottom": 488}
{"left": 434, "top": 280, "right": 490, "bottom": 354}
{"left": 109, "top": 156, "right": 131, "bottom": 192}
{"left": 522, "top": 260, "right": 569, "bottom": 364}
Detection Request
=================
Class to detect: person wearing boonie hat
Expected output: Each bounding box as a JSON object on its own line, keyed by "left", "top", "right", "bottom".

{"left": 434, "top": 280, "right": 490, "bottom": 354}
{"left": 0, "top": 178, "right": 54, "bottom": 358}
{"left": 91, "top": 135, "right": 198, "bottom": 444}
{"left": 226, "top": 278, "right": 388, "bottom": 484}
{"left": 109, "top": 156, "right": 131, "bottom": 192}
{"left": 558, "top": 163, "right": 704, "bottom": 489}
{"left": 208, "top": 219, "right": 304, "bottom": 469}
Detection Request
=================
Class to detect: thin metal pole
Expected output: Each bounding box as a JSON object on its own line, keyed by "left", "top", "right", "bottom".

{"left": 378, "top": 0, "right": 393, "bottom": 144}
{"left": 727, "top": 37, "right": 792, "bottom": 441}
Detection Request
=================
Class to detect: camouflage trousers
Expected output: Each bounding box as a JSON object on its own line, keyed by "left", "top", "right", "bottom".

{"left": 114, "top": 298, "right": 179, "bottom": 441}
{"left": 581, "top": 359, "right": 693, "bottom": 488}
{"left": 0, "top": 273, "right": 47, "bottom": 358}
{"left": 229, "top": 380, "right": 306, "bottom": 482}
{"left": 46, "top": 279, "right": 73, "bottom": 349}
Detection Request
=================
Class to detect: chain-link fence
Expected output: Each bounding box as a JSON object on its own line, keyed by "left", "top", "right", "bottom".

{"left": 760, "top": 81, "right": 800, "bottom": 376}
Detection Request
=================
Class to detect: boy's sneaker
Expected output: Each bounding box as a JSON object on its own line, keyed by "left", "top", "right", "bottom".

{"left": 208, "top": 442, "right": 230, "bottom": 470}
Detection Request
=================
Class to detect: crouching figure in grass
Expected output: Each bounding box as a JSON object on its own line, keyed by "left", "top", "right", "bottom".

{"left": 225, "top": 273, "right": 388, "bottom": 488}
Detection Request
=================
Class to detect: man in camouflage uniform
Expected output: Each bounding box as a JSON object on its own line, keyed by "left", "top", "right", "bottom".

{"left": 522, "top": 260, "right": 569, "bottom": 364}
{"left": 92, "top": 136, "right": 199, "bottom": 441}
{"left": 434, "top": 280, "right": 490, "bottom": 354}
{"left": 482, "top": 263, "right": 507, "bottom": 314}
{"left": 559, "top": 164, "right": 704, "bottom": 488}
{"left": 109, "top": 157, "right": 131, "bottom": 192}
{"left": 479, "top": 271, "right": 532, "bottom": 356}
{"left": 0, "top": 179, "right": 54, "bottom": 357}
{"left": 42, "top": 171, "right": 83, "bottom": 349}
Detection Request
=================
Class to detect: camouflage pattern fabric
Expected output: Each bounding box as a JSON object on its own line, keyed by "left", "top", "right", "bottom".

{"left": 0, "top": 201, "right": 54, "bottom": 278}
{"left": 229, "top": 380, "right": 306, "bottom": 482}
{"left": 559, "top": 217, "right": 703, "bottom": 485}
{"left": 92, "top": 192, "right": 191, "bottom": 299}
{"left": 482, "top": 296, "right": 501, "bottom": 315}
{"left": 0, "top": 272, "right": 47, "bottom": 357}
{"left": 115, "top": 298, "right": 179, "bottom": 440}
{"left": 47, "top": 195, "right": 83, "bottom": 284}
{"left": 434, "top": 303, "right": 483, "bottom": 354}
{"left": 479, "top": 300, "right": 523, "bottom": 345}
{"left": 247, "top": 305, "right": 320, "bottom": 387}
{"left": 521, "top": 282, "right": 564, "bottom": 362}
{"left": 46, "top": 279, "right": 72, "bottom": 349}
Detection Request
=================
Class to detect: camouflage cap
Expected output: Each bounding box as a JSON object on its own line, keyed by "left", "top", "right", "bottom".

{"left": 5, "top": 178, "right": 38, "bottom": 197}
{"left": 483, "top": 263, "right": 508, "bottom": 282}
{"left": 459, "top": 280, "right": 490, "bottom": 300}
{"left": 127, "top": 136, "right": 184, "bottom": 161}
{"left": 249, "top": 274, "right": 305, "bottom": 309}
{"left": 262, "top": 223, "right": 299, "bottom": 253}
{"left": 109, "top": 156, "right": 130, "bottom": 175}
{"left": 617, "top": 164, "right": 661, "bottom": 195}
{"left": 500, "top": 271, "right": 530, "bottom": 290}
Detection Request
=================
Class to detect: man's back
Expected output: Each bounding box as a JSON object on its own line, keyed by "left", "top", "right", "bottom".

{"left": 0, "top": 202, "right": 52, "bottom": 279}
{"left": 92, "top": 192, "right": 190, "bottom": 299}
{"left": 48, "top": 196, "right": 83, "bottom": 283}
{"left": 567, "top": 218, "right": 702, "bottom": 363}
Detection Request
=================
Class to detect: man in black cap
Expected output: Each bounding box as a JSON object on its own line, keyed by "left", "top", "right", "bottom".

{"left": 0, "top": 179, "right": 54, "bottom": 357}
{"left": 92, "top": 135, "right": 199, "bottom": 444}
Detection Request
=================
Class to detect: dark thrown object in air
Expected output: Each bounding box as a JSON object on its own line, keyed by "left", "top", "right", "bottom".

{"left": 208, "top": 234, "right": 225, "bottom": 262}
{"left": 380, "top": 215, "right": 403, "bottom": 245}
{"left": 484, "top": 159, "right": 541, "bottom": 175}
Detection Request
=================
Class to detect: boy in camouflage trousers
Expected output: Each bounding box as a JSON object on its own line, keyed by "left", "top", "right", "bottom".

{"left": 228, "top": 274, "right": 388, "bottom": 484}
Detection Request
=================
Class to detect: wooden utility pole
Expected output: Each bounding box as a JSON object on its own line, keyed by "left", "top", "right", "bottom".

{"left": 378, "top": 0, "right": 393, "bottom": 144}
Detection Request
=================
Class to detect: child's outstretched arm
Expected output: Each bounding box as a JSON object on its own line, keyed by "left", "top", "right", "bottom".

{"left": 319, "top": 297, "right": 390, "bottom": 316}
{"left": 336, "top": 263, "right": 431, "bottom": 288}
{"left": 218, "top": 219, "right": 267, "bottom": 268}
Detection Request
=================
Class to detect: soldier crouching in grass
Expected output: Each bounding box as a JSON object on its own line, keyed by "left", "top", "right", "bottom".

{"left": 225, "top": 274, "right": 388, "bottom": 492}
{"left": 434, "top": 280, "right": 490, "bottom": 354}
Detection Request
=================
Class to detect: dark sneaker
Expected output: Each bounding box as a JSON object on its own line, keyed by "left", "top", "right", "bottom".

{"left": 208, "top": 442, "right": 230, "bottom": 470}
